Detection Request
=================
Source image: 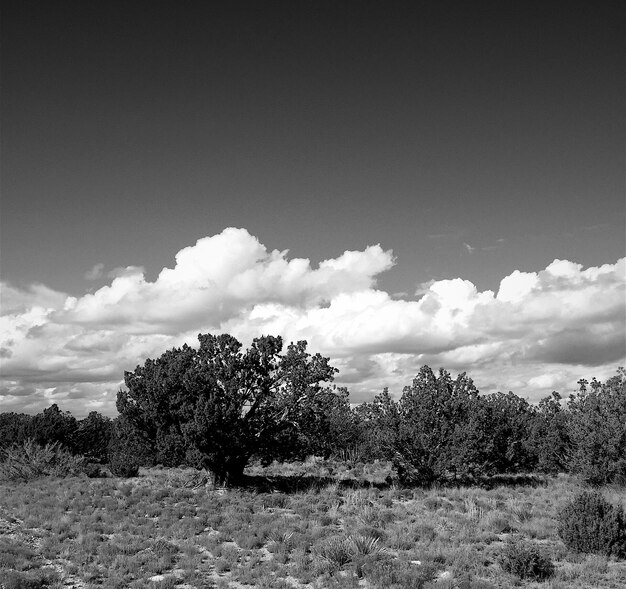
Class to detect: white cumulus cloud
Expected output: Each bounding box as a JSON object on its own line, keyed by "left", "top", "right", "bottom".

{"left": 1, "top": 227, "right": 624, "bottom": 416}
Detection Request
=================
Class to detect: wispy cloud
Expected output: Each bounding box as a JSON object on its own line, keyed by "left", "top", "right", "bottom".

{"left": 83, "top": 263, "right": 104, "bottom": 281}
{"left": 582, "top": 222, "right": 611, "bottom": 232}
{"left": 1, "top": 228, "right": 624, "bottom": 415}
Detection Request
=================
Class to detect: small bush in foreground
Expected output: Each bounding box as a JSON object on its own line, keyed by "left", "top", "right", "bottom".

{"left": 558, "top": 491, "right": 626, "bottom": 558}
{"left": 0, "top": 568, "right": 60, "bottom": 589}
{"left": 498, "top": 540, "right": 554, "bottom": 580}
{"left": 108, "top": 451, "right": 139, "bottom": 477}
{"left": 314, "top": 536, "right": 354, "bottom": 569}
{"left": 0, "top": 439, "right": 85, "bottom": 482}
{"left": 82, "top": 462, "right": 104, "bottom": 478}
{"left": 361, "top": 558, "right": 437, "bottom": 589}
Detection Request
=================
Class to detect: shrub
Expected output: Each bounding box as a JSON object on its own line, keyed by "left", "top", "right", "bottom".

{"left": 261, "top": 493, "right": 290, "bottom": 509}
{"left": 498, "top": 540, "right": 554, "bottom": 580}
{"left": 117, "top": 334, "right": 339, "bottom": 486}
{"left": 372, "top": 367, "right": 504, "bottom": 486}
{"left": 151, "top": 538, "right": 178, "bottom": 557}
{"left": 0, "top": 569, "right": 60, "bottom": 589}
{"left": 108, "top": 451, "right": 140, "bottom": 478}
{"left": 83, "top": 462, "right": 104, "bottom": 478}
{"left": 361, "top": 558, "right": 436, "bottom": 588}
{"left": 0, "top": 439, "right": 85, "bottom": 482}
{"left": 314, "top": 536, "right": 354, "bottom": 568}
{"left": 107, "top": 418, "right": 143, "bottom": 478}
{"left": 567, "top": 370, "right": 626, "bottom": 484}
{"left": 558, "top": 491, "right": 626, "bottom": 558}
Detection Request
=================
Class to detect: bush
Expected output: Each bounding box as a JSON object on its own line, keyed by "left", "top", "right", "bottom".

{"left": 361, "top": 558, "right": 436, "bottom": 588}
{"left": 498, "top": 540, "right": 554, "bottom": 580}
{"left": 567, "top": 370, "right": 626, "bottom": 484}
{"left": 558, "top": 491, "right": 626, "bottom": 558}
{"left": 0, "top": 439, "right": 85, "bottom": 482}
{"left": 0, "top": 569, "right": 60, "bottom": 588}
{"left": 313, "top": 536, "right": 354, "bottom": 568}
{"left": 370, "top": 367, "right": 508, "bottom": 486}
{"left": 108, "top": 451, "right": 140, "bottom": 478}
{"left": 106, "top": 416, "right": 150, "bottom": 477}
{"left": 83, "top": 462, "right": 104, "bottom": 478}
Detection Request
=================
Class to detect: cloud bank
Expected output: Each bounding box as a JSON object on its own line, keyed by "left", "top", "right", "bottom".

{"left": 1, "top": 227, "right": 624, "bottom": 416}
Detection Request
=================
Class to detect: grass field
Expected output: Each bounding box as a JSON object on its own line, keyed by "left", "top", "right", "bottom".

{"left": 1, "top": 458, "right": 625, "bottom": 589}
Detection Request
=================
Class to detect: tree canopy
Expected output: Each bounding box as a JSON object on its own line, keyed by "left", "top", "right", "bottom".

{"left": 116, "top": 333, "right": 338, "bottom": 485}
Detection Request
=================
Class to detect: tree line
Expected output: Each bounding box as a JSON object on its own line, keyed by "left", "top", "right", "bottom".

{"left": 1, "top": 333, "right": 624, "bottom": 487}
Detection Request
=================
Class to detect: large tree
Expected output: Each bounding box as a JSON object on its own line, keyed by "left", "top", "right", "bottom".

{"left": 75, "top": 411, "right": 113, "bottom": 463}
{"left": 392, "top": 366, "right": 489, "bottom": 484}
{"left": 0, "top": 413, "right": 33, "bottom": 449}
{"left": 363, "top": 366, "right": 492, "bottom": 485}
{"left": 527, "top": 392, "right": 570, "bottom": 474}
{"left": 29, "top": 404, "right": 78, "bottom": 452}
{"left": 567, "top": 368, "right": 626, "bottom": 484}
{"left": 116, "top": 333, "right": 337, "bottom": 485}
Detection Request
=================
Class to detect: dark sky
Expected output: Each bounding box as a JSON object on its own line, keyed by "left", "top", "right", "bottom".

{"left": 2, "top": 1, "right": 624, "bottom": 296}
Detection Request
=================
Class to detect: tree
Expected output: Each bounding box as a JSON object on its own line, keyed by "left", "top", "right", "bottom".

{"left": 481, "top": 391, "right": 534, "bottom": 474}
{"left": 107, "top": 415, "right": 153, "bottom": 476}
{"left": 75, "top": 412, "right": 113, "bottom": 463}
{"left": 567, "top": 368, "right": 626, "bottom": 484}
{"left": 0, "top": 413, "right": 33, "bottom": 449}
{"left": 28, "top": 404, "right": 78, "bottom": 452}
{"left": 527, "top": 392, "right": 570, "bottom": 474}
{"left": 376, "top": 366, "right": 491, "bottom": 485}
{"left": 117, "top": 333, "right": 338, "bottom": 486}
{"left": 354, "top": 387, "right": 403, "bottom": 463}
{"left": 258, "top": 385, "right": 357, "bottom": 462}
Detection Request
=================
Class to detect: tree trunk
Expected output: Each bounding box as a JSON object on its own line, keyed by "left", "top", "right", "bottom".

{"left": 208, "top": 455, "right": 248, "bottom": 487}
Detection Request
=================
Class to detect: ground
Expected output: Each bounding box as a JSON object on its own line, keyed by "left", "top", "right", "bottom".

{"left": 1, "top": 458, "right": 625, "bottom": 588}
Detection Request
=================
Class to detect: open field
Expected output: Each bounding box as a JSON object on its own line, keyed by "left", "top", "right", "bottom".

{"left": 1, "top": 459, "right": 626, "bottom": 589}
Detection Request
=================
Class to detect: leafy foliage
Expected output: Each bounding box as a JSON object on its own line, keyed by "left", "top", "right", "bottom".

{"left": 0, "top": 412, "right": 33, "bottom": 450}
{"left": 498, "top": 539, "right": 555, "bottom": 580}
{"left": 0, "top": 406, "right": 113, "bottom": 464}
{"left": 527, "top": 392, "right": 570, "bottom": 474}
{"left": 74, "top": 411, "right": 113, "bottom": 463}
{"left": 558, "top": 491, "right": 626, "bottom": 558}
{"left": 0, "top": 439, "right": 86, "bottom": 482}
{"left": 363, "top": 367, "right": 495, "bottom": 484}
{"left": 481, "top": 392, "right": 534, "bottom": 473}
{"left": 28, "top": 404, "right": 79, "bottom": 452}
{"left": 2, "top": 356, "right": 625, "bottom": 489}
{"left": 116, "top": 333, "right": 338, "bottom": 485}
{"left": 0, "top": 569, "right": 60, "bottom": 589}
{"left": 567, "top": 369, "right": 626, "bottom": 484}
{"left": 106, "top": 416, "right": 151, "bottom": 477}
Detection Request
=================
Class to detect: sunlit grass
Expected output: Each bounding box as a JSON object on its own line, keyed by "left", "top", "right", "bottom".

{"left": 0, "top": 462, "right": 625, "bottom": 588}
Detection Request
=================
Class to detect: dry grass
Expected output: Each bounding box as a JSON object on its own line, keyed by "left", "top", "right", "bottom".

{"left": 0, "top": 461, "right": 625, "bottom": 588}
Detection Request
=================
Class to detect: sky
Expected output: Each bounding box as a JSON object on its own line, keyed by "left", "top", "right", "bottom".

{"left": 1, "top": 1, "right": 624, "bottom": 417}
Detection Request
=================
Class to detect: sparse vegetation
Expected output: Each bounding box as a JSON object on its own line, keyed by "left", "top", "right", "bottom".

{"left": 0, "top": 461, "right": 624, "bottom": 588}
{"left": 0, "top": 440, "right": 86, "bottom": 482}
{"left": 558, "top": 491, "right": 626, "bottom": 558}
{"left": 1, "top": 339, "right": 625, "bottom": 588}
{"left": 498, "top": 539, "right": 555, "bottom": 580}
{"left": 116, "top": 333, "right": 340, "bottom": 485}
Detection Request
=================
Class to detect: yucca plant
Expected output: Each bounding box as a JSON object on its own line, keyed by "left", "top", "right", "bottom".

{"left": 348, "top": 533, "right": 385, "bottom": 556}
{"left": 507, "top": 498, "right": 534, "bottom": 524}
{"left": 314, "top": 536, "right": 354, "bottom": 568}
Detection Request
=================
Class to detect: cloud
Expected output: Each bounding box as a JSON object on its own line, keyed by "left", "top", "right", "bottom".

{"left": 59, "top": 228, "right": 393, "bottom": 334}
{"left": 84, "top": 263, "right": 105, "bottom": 281}
{"left": 462, "top": 242, "right": 475, "bottom": 254}
{"left": 1, "top": 283, "right": 67, "bottom": 315}
{"left": 1, "top": 227, "right": 624, "bottom": 416}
